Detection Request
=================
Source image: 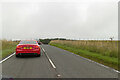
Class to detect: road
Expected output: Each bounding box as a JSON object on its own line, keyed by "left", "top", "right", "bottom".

{"left": 2, "top": 44, "right": 118, "bottom": 79}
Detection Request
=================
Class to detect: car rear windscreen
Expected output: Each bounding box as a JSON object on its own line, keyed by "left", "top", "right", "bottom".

{"left": 19, "top": 41, "right": 37, "bottom": 44}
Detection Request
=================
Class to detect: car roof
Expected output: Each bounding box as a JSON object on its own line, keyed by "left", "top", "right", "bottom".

{"left": 21, "top": 40, "right": 37, "bottom": 41}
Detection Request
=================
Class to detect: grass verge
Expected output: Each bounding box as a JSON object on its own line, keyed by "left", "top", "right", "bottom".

{"left": 49, "top": 43, "right": 118, "bottom": 70}
{"left": 1, "top": 40, "right": 18, "bottom": 60}
{"left": 2, "top": 46, "right": 17, "bottom": 59}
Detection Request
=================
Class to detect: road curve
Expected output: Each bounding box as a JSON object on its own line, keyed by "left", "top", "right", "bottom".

{"left": 2, "top": 44, "right": 118, "bottom": 78}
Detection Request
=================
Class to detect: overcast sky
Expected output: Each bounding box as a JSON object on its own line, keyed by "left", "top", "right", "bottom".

{"left": 0, "top": 0, "right": 119, "bottom": 40}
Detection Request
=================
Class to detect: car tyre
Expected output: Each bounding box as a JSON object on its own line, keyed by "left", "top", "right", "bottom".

{"left": 37, "top": 54, "right": 41, "bottom": 57}
{"left": 16, "top": 55, "right": 19, "bottom": 57}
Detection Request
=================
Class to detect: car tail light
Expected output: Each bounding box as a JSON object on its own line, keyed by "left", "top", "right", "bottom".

{"left": 34, "top": 45, "right": 39, "bottom": 49}
{"left": 16, "top": 45, "right": 23, "bottom": 49}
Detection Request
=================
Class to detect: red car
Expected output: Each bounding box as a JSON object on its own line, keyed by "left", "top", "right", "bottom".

{"left": 16, "top": 40, "right": 41, "bottom": 57}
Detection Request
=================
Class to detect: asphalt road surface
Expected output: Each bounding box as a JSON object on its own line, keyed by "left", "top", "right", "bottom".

{"left": 2, "top": 44, "right": 118, "bottom": 78}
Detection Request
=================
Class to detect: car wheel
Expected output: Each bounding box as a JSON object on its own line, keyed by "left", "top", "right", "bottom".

{"left": 37, "top": 54, "right": 41, "bottom": 57}
{"left": 16, "top": 55, "right": 19, "bottom": 57}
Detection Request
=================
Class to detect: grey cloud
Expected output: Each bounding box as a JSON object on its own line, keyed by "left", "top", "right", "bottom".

{"left": 1, "top": 0, "right": 118, "bottom": 40}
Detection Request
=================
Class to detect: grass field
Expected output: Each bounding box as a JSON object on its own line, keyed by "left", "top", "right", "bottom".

{"left": 49, "top": 40, "right": 118, "bottom": 70}
{"left": 0, "top": 40, "right": 18, "bottom": 60}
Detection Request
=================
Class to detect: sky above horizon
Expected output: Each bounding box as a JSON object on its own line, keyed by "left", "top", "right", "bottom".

{"left": 0, "top": 0, "right": 119, "bottom": 40}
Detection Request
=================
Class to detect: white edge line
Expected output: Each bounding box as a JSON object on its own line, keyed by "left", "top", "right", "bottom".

{"left": 75, "top": 54, "right": 120, "bottom": 73}
{"left": 0, "top": 52, "right": 15, "bottom": 63}
{"left": 42, "top": 47, "right": 120, "bottom": 73}
{"left": 41, "top": 47, "right": 56, "bottom": 69}
{"left": 63, "top": 50, "right": 120, "bottom": 73}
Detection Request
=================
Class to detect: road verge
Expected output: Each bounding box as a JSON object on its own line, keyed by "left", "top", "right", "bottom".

{"left": 1, "top": 40, "right": 18, "bottom": 60}
{"left": 49, "top": 43, "right": 118, "bottom": 70}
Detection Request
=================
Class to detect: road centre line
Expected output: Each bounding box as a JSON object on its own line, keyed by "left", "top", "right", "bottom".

{"left": 0, "top": 46, "right": 57, "bottom": 70}
{"left": 42, "top": 46, "right": 120, "bottom": 73}
{"left": 48, "top": 59, "right": 56, "bottom": 69}
{"left": 55, "top": 47, "right": 120, "bottom": 74}
{"left": 41, "top": 47, "right": 56, "bottom": 69}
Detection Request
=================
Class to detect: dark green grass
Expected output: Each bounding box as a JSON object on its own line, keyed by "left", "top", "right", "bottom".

{"left": 49, "top": 43, "right": 118, "bottom": 70}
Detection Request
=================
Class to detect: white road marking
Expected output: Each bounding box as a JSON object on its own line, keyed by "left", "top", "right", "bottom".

{"left": 113, "top": 69, "right": 120, "bottom": 73}
{"left": 59, "top": 49, "right": 120, "bottom": 73}
{"left": 0, "top": 52, "right": 15, "bottom": 63}
{"left": 48, "top": 59, "right": 56, "bottom": 68}
{"left": 42, "top": 48, "right": 45, "bottom": 52}
{"left": 42, "top": 48, "right": 56, "bottom": 69}
{"left": 57, "top": 74, "right": 61, "bottom": 77}
{"left": 75, "top": 54, "right": 120, "bottom": 73}
{"left": 42, "top": 46, "right": 120, "bottom": 73}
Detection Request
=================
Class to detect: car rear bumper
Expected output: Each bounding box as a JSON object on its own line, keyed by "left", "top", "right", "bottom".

{"left": 16, "top": 53, "right": 39, "bottom": 56}
{"left": 16, "top": 50, "right": 40, "bottom": 55}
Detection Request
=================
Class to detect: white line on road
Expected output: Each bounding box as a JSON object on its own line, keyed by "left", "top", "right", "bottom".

{"left": 42, "top": 46, "right": 120, "bottom": 73}
{"left": 48, "top": 59, "right": 56, "bottom": 68}
{"left": 42, "top": 48, "right": 45, "bottom": 52}
{"left": 41, "top": 47, "right": 61, "bottom": 77}
{"left": 42, "top": 48, "right": 56, "bottom": 69}
{"left": 0, "top": 52, "right": 15, "bottom": 63}
{"left": 61, "top": 49, "right": 120, "bottom": 73}
{"left": 75, "top": 54, "right": 120, "bottom": 73}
